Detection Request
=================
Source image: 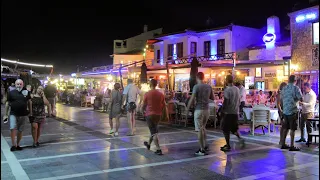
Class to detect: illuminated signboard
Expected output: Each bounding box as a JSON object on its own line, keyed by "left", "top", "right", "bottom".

{"left": 295, "top": 13, "right": 317, "bottom": 23}
{"left": 263, "top": 33, "right": 276, "bottom": 43}
{"left": 255, "top": 68, "right": 262, "bottom": 78}
{"left": 245, "top": 76, "right": 254, "bottom": 90}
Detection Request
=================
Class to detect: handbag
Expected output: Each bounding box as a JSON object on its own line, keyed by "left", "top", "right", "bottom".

{"left": 126, "top": 86, "right": 137, "bottom": 112}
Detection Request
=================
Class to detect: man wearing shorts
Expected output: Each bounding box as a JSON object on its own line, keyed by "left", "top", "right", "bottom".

{"left": 142, "top": 79, "right": 165, "bottom": 155}
{"left": 281, "top": 75, "right": 303, "bottom": 151}
{"left": 220, "top": 75, "right": 245, "bottom": 152}
{"left": 2, "top": 79, "right": 31, "bottom": 151}
{"left": 187, "top": 72, "right": 214, "bottom": 156}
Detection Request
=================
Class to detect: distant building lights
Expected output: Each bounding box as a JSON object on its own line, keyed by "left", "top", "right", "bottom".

{"left": 295, "top": 13, "right": 317, "bottom": 23}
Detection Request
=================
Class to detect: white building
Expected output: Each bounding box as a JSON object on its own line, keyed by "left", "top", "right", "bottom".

{"left": 247, "top": 16, "right": 292, "bottom": 91}
{"left": 153, "top": 24, "right": 263, "bottom": 66}
{"left": 112, "top": 25, "right": 163, "bottom": 65}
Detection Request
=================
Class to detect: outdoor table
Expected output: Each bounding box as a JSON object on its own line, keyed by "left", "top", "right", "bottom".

{"left": 86, "top": 96, "right": 96, "bottom": 104}
{"left": 243, "top": 108, "right": 279, "bottom": 121}
{"left": 306, "top": 117, "right": 319, "bottom": 147}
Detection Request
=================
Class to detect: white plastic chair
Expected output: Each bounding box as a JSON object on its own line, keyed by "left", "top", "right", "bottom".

{"left": 252, "top": 105, "right": 271, "bottom": 136}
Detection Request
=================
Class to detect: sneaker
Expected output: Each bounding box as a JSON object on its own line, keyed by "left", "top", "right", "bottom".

{"left": 289, "top": 146, "right": 300, "bottom": 151}
{"left": 239, "top": 139, "right": 245, "bottom": 148}
{"left": 16, "top": 146, "right": 23, "bottom": 151}
{"left": 114, "top": 132, "right": 119, "bottom": 137}
{"left": 3, "top": 118, "right": 8, "bottom": 124}
{"left": 280, "top": 144, "right": 290, "bottom": 149}
{"left": 195, "top": 149, "right": 206, "bottom": 156}
{"left": 220, "top": 145, "right": 231, "bottom": 152}
{"left": 295, "top": 139, "right": 306, "bottom": 143}
{"left": 144, "top": 141, "right": 151, "bottom": 150}
{"left": 109, "top": 129, "right": 114, "bottom": 135}
{"left": 10, "top": 146, "right": 16, "bottom": 151}
{"left": 155, "top": 150, "right": 163, "bottom": 155}
{"left": 36, "top": 142, "right": 40, "bottom": 147}
{"left": 204, "top": 146, "right": 209, "bottom": 151}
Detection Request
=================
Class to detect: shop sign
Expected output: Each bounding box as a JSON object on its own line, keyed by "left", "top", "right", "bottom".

{"left": 264, "top": 72, "right": 276, "bottom": 77}
{"left": 312, "top": 47, "right": 319, "bottom": 67}
{"left": 263, "top": 33, "right": 276, "bottom": 43}
{"left": 245, "top": 76, "right": 254, "bottom": 90}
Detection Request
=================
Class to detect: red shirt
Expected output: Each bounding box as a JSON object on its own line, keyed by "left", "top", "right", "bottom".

{"left": 144, "top": 89, "right": 165, "bottom": 116}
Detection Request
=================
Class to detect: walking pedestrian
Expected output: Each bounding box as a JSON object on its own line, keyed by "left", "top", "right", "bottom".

{"left": 143, "top": 79, "right": 165, "bottom": 155}
{"left": 280, "top": 75, "right": 303, "bottom": 151}
{"left": 220, "top": 75, "right": 245, "bottom": 152}
{"left": 2, "top": 79, "right": 31, "bottom": 151}
{"left": 44, "top": 84, "right": 57, "bottom": 117}
{"left": 296, "top": 82, "right": 316, "bottom": 143}
{"left": 277, "top": 82, "right": 288, "bottom": 145}
{"left": 30, "top": 86, "right": 51, "bottom": 147}
{"left": 187, "top": 72, "right": 215, "bottom": 156}
{"left": 108, "top": 83, "right": 122, "bottom": 137}
{"left": 122, "top": 79, "right": 141, "bottom": 136}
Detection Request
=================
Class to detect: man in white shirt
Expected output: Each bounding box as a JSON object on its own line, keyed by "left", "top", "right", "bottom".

{"left": 236, "top": 82, "right": 246, "bottom": 117}
{"left": 296, "top": 82, "right": 317, "bottom": 142}
{"left": 122, "top": 79, "right": 141, "bottom": 136}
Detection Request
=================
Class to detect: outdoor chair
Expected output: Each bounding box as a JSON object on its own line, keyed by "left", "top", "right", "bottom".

{"left": 167, "top": 102, "right": 178, "bottom": 124}
{"left": 177, "top": 103, "right": 188, "bottom": 127}
{"left": 251, "top": 105, "right": 271, "bottom": 136}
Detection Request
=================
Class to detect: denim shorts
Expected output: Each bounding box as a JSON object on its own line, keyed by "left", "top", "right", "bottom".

{"left": 10, "top": 115, "right": 28, "bottom": 132}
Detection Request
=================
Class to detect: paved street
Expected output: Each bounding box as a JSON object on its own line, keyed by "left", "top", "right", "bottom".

{"left": 1, "top": 103, "right": 319, "bottom": 180}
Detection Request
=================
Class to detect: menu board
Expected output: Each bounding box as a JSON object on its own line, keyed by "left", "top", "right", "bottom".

{"left": 245, "top": 76, "right": 254, "bottom": 90}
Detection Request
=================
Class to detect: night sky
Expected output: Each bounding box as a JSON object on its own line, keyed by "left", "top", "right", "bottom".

{"left": 1, "top": 0, "right": 310, "bottom": 74}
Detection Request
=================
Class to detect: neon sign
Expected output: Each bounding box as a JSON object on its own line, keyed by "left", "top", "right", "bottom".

{"left": 295, "top": 13, "right": 317, "bottom": 23}
{"left": 263, "top": 33, "right": 276, "bottom": 43}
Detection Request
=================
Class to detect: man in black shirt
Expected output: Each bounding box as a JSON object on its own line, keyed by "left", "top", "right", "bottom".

{"left": 2, "top": 79, "right": 32, "bottom": 151}
{"left": 44, "top": 84, "right": 57, "bottom": 116}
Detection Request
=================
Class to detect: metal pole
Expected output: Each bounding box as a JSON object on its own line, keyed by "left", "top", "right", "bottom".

{"left": 166, "top": 62, "right": 171, "bottom": 91}
{"left": 119, "top": 64, "right": 124, "bottom": 90}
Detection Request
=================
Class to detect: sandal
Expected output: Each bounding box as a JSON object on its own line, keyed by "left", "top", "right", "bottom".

{"left": 280, "top": 144, "right": 290, "bottom": 149}
{"left": 289, "top": 146, "right": 300, "bottom": 151}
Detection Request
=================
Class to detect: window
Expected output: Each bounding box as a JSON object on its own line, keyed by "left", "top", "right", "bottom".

{"left": 167, "top": 44, "right": 174, "bottom": 60}
{"left": 123, "top": 40, "right": 127, "bottom": 48}
{"left": 157, "top": 50, "right": 160, "bottom": 61}
{"left": 115, "top": 42, "right": 122, "bottom": 48}
{"left": 313, "top": 22, "right": 319, "bottom": 45}
{"left": 190, "top": 42, "right": 197, "bottom": 56}
{"left": 204, "top": 41, "right": 211, "bottom": 57}
{"left": 217, "top": 39, "right": 225, "bottom": 55}
{"left": 177, "top": 42, "right": 183, "bottom": 58}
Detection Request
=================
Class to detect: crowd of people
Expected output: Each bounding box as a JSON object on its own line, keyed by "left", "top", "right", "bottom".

{"left": 1, "top": 73, "right": 319, "bottom": 156}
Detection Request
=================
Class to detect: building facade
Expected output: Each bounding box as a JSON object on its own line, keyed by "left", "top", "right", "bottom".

{"left": 112, "top": 25, "right": 163, "bottom": 65}
{"left": 153, "top": 24, "right": 263, "bottom": 66}
{"left": 288, "top": 5, "right": 319, "bottom": 94}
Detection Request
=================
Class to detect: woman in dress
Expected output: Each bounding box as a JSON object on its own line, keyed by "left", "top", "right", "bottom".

{"left": 30, "top": 85, "right": 51, "bottom": 147}
{"left": 108, "top": 83, "right": 122, "bottom": 136}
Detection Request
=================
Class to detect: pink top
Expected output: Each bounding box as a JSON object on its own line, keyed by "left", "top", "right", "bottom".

{"left": 143, "top": 90, "right": 165, "bottom": 116}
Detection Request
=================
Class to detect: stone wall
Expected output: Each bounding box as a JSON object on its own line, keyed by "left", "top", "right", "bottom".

{"left": 289, "top": 6, "right": 319, "bottom": 71}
